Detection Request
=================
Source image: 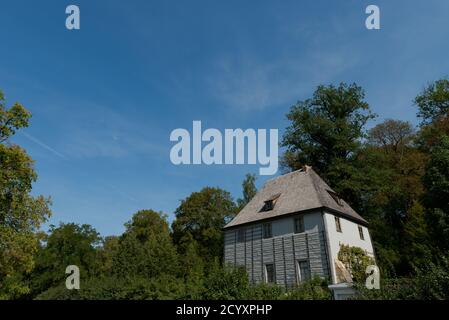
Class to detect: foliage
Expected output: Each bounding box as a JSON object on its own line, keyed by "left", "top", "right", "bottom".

{"left": 367, "top": 119, "right": 415, "bottom": 151}
{"left": 178, "top": 236, "right": 205, "bottom": 299}
{"left": 97, "top": 236, "right": 120, "bottom": 275}
{"left": 280, "top": 82, "right": 435, "bottom": 276}
{"left": 30, "top": 223, "right": 101, "bottom": 295}
{"left": 202, "top": 264, "right": 250, "bottom": 300}
{"left": 245, "top": 283, "right": 285, "bottom": 300}
{"left": 415, "top": 78, "right": 449, "bottom": 125}
{"left": 401, "top": 201, "right": 433, "bottom": 269}
{"left": 0, "top": 90, "right": 31, "bottom": 143}
{"left": 282, "top": 83, "right": 375, "bottom": 204}
{"left": 237, "top": 173, "right": 257, "bottom": 210}
{"left": 36, "top": 275, "right": 185, "bottom": 300}
{"left": 172, "top": 187, "right": 237, "bottom": 263}
{"left": 359, "top": 119, "right": 431, "bottom": 275}
{"left": 338, "top": 245, "right": 375, "bottom": 283}
{"left": 0, "top": 90, "right": 51, "bottom": 299}
{"left": 355, "top": 256, "right": 449, "bottom": 300}
{"left": 113, "top": 210, "right": 179, "bottom": 279}
{"left": 422, "top": 135, "right": 449, "bottom": 251}
{"left": 203, "top": 265, "right": 331, "bottom": 300}
{"left": 283, "top": 276, "right": 331, "bottom": 300}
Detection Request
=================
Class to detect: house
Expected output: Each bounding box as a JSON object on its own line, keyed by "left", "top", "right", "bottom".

{"left": 223, "top": 165, "right": 375, "bottom": 287}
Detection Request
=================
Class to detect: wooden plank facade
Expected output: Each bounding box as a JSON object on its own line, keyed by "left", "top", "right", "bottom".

{"left": 224, "top": 225, "right": 330, "bottom": 286}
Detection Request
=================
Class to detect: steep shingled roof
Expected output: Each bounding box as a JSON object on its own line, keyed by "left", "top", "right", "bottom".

{"left": 224, "top": 166, "right": 368, "bottom": 229}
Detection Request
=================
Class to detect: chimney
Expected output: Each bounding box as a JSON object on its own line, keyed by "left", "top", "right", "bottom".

{"left": 302, "top": 165, "right": 312, "bottom": 172}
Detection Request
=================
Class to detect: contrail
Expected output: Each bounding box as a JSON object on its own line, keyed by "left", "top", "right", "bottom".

{"left": 21, "top": 132, "right": 67, "bottom": 159}
{"left": 109, "top": 184, "right": 140, "bottom": 204}
{"left": 21, "top": 133, "right": 145, "bottom": 206}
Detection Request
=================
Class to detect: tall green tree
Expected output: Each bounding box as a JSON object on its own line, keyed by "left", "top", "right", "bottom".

{"left": 237, "top": 173, "right": 257, "bottom": 210}
{"left": 422, "top": 135, "right": 449, "bottom": 252}
{"left": 361, "top": 119, "right": 429, "bottom": 275}
{"left": 172, "top": 187, "right": 237, "bottom": 263}
{"left": 113, "top": 210, "right": 179, "bottom": 279}
{"left": 282, "top": 83, "right": 375, "bottom": 204}
{"left": 31, "top": 223, "right": 101, "bottom": 295}
{"left": 414, "top": 79, "right": 449, "bottom": 254}
{"left": 415, "top": 79, "right": 449, "bottom": 125}
{"left": 179, "top": 235, "right": 205, "bottom": 299}
{"left": 97, "top": 235, "right": 120, "bottom": 276}
{"left": 0, "top": 90, "right": 51, "bottom": 299}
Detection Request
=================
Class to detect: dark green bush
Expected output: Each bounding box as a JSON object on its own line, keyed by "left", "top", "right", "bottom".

{"left": 283, "top": 276, "right": 331, "bottom": 300}
{"left": 202, "top": 265, "right": 250, "bottom": 300}
{"left": 354, "top": 257, "right": 449, "bottom": 300}
{"left": 36, "top": 275, "right": 186, "bottom": 300}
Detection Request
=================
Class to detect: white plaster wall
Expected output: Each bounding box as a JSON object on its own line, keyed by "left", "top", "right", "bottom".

{"left": 323, "top": 211, "right": 374, "bottom": 284}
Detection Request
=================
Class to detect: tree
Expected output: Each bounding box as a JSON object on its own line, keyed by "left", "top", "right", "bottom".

{"left": 113, "top": 210, "right": 179, "bottom": 279}
{"left": 365, "top": 120, "right": 425, "bottom": 222}
{"left": 355, "top": 256, "right": 449, "bottom": 300}
{"left": 31, "top": 223, "right": 101, "bottom": 295}
{"left": 368, "top": 119, "right": 415, "bottom": 152}
{"left": 414, "top": 79, "right": 449, "bottom": 254}
{"left": 402, "top": 201, "right": 432, "bottom": 268}
{"left": 203, "top": 264, "right": 250, "bottom": 300}
{"left": 282, "top": 83, "right": 375, "bottom": 204}
{"left": 179, "top": 235, "right": 205, "bottom": 299}
{"left": 97, "top": 236, "right": 120, "bottom": 276}
{"left": 361, "top": 119, "right": 430, "bottom": 275}
{"left": 237, "top": 173, "right": 257, "bottom": 210}
{"left": 0, "top": 90, "right": 31, "bottom": 143}
{"left": 0, "top": 89, "right": 51, "bottom": 299}
{"left": 415, "top": 79, "right": 449, "bottom": 125}
{"left": 414, "top": 79, "right": 449, "bottom": 150}
{"left": 423, "top": 135, "right": 449, "bottom": 252}
{"left": 172, "top": 187, "right": 237, "bottom": 263}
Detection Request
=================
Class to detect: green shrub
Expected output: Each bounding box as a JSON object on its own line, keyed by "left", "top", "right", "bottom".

{"left": 202, "top": 264, "right": 250, "bottom": 300}
{"left": 284, "top": 276, "right": 332, "bottom": 300}
{"left": 36, "top": 275, "right": 186, "bottom": 300}
{"left": 338, "top": 244, "right": 375, "bottom": 283}
{"left": 354, "top": 256, "right": 449, "bottom": 300}
{"left": 246, "top": 283, "right": 284, "bottom": 300}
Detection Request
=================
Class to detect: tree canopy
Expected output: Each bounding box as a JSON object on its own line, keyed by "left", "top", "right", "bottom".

{"left": 172, "top": 187, "right": 237, "bottom": 263}
{"left": 282, "top": 83, "right": 375, "bottom": 205}
{"left": 237, "top": 173, "right": 257, "bottom": 210}
{"left": 0, "top": 90, "right": 51, "bottom": 299}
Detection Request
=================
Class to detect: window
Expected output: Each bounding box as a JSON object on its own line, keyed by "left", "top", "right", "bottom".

{"left": 261, "top": 193, "right": 281, "bottom": 212}
{"left": 296, "top": 260, "right": 311, "bottom": 283}
{"left": 263, "top": 200, "right": 274, "bottom": 211}
{"left": 237, "top": 228, "right": 245, "bottom": 243}
{"left": 294, "top": 216, "right": 305, "bottom": 234}
{"left": 358, "top": 226, "right": 365, "bottom": 240}
{"left": 263, "top": 223, "right": 272, "bottom": 239}
{"left": 335, "top": 216, "right": 342, "bottom": 233}
{"left": 265, "top": 264, "right": 275, "bottom": 283}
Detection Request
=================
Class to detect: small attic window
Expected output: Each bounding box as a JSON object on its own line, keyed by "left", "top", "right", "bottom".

{"left": 261, "top": 193, "right": 281, "bottom": 212}
{"left": 327, "top": 190, "right": 343, "bottom": 206}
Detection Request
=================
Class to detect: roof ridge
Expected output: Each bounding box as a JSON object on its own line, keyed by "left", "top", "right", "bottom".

{"left": 307, "top": 169, "right": 328, "bottom": 207}
{"left": 264, "top": 168, "right": 305, "bottom": 184}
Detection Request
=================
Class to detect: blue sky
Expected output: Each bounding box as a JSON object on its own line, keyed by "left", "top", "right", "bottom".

{"left": 1, "top": 0, "right": 448, "bottom": 236}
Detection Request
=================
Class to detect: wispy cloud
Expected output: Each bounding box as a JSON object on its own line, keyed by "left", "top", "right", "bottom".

{"left": 36, "top": 99, "right": 167, "bottom": 160}
{"left": 205, "top": 49, "right": 360, "bottom": 112}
